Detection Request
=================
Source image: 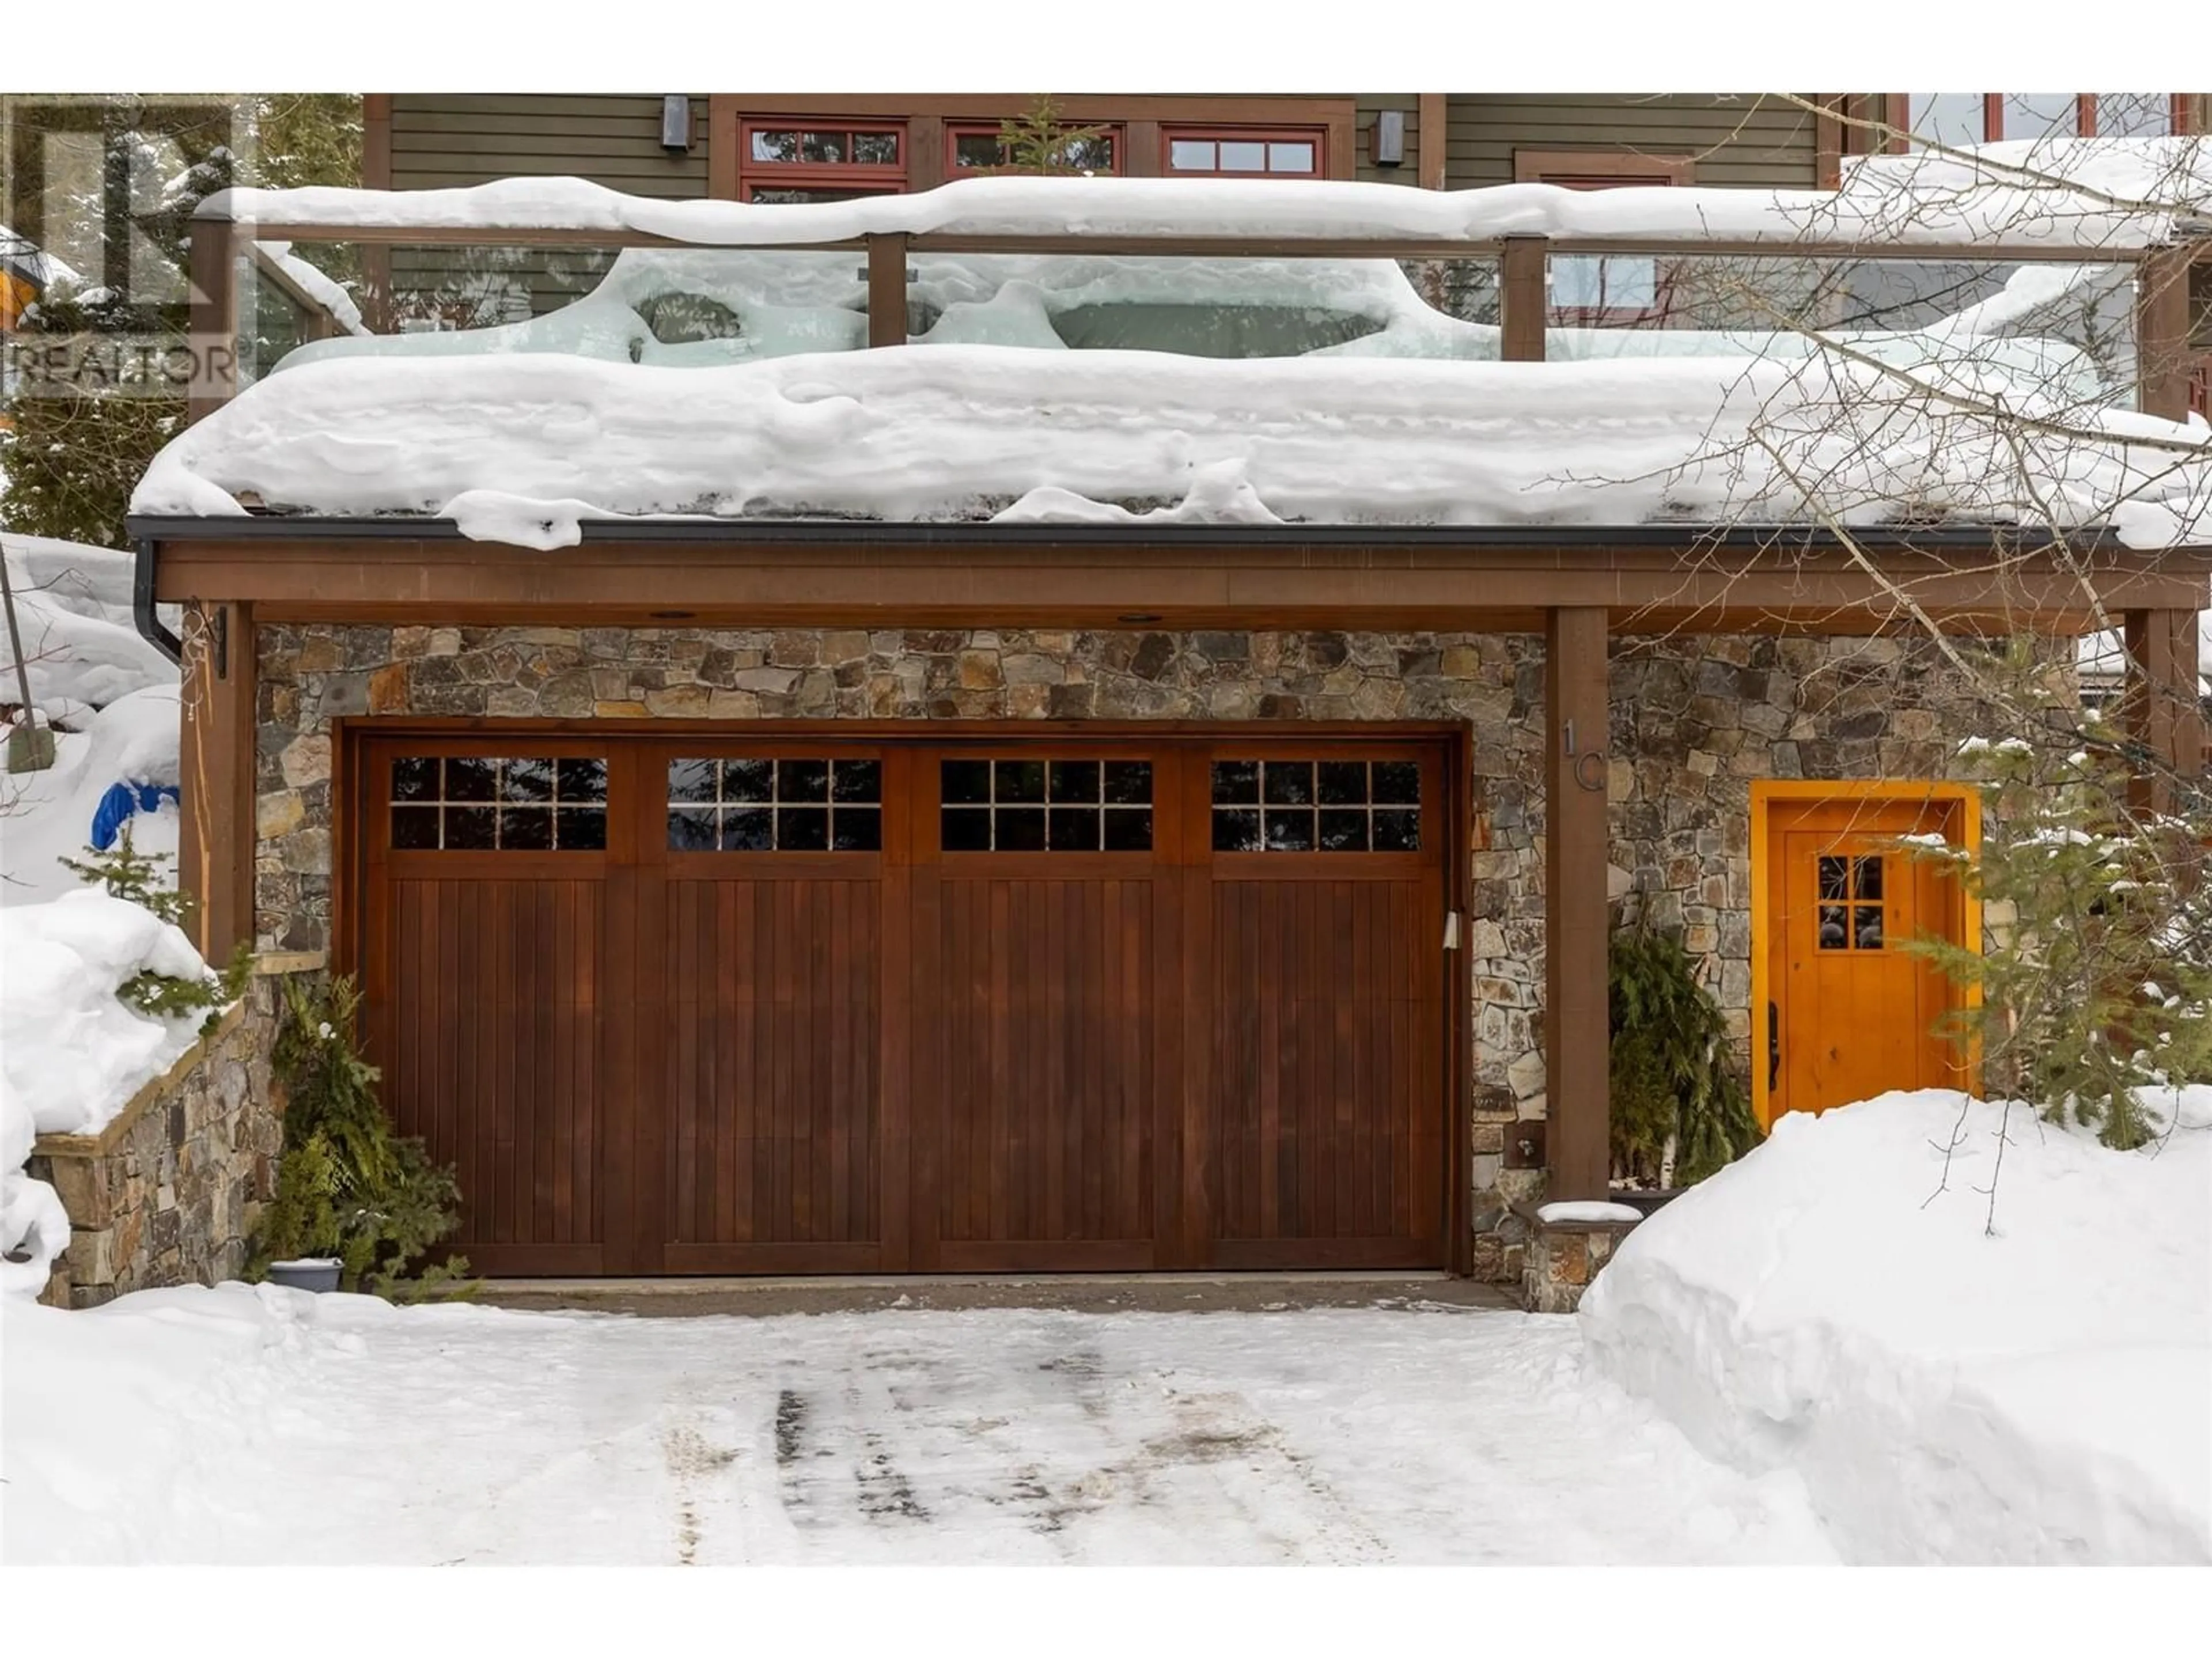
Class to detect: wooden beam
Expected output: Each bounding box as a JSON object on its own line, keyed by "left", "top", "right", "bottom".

{"left": 150, "top": 536, "right": 2212, "bottom": 626}
{"left": 1500, "top": 234, "right": 1547, "bottom": 362}
{"left": 177, "top": 600, "right": 256, "bottom": 962}
{"left": 2121, "top": 607, "right": 2206, "bottom": 816}
{"left": 2137, "top": 246, "right": 2195, "bottom": 422}
{"left": 1418, "top": 94, "right": 1448, "bottom": 191}
{"left": 1544, "top": 606, "right": 1611, "bottom": 1202}
{"left": 185, "top": 219, "right": 237, "bottom": 426}
{"left": 867, "top": 233, "right": 908, "bottom": 347}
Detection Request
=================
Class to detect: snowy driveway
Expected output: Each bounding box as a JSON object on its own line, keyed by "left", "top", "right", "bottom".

{"left": 7, "top": 1291, "right": 1832, "bottom": 1564}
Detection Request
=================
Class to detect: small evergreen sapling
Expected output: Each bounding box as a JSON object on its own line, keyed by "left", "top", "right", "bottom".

{"left": 59, "top": 825, "right": 251, "bottom": 1034}
{"left": 1902, "top": 737, "right": 2212, "bottom": 1149}
{"left": 990, "top": 97, "right": 1115, "bottom": 177}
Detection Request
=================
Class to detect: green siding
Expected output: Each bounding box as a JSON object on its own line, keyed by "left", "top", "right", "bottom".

{"left": 390, "top": 94, "right": 709, "bottom": 199}
{"left": 1444, "top": 94, "right": 1823, "bottom": 188}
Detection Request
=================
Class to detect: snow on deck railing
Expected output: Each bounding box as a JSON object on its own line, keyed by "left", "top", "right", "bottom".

{"left": 191, "top": 150, "right": 2208, "bottom": 255}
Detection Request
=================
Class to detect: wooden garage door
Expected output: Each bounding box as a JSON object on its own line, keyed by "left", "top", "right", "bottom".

{"left": 357, "top": 729, "right": 1454, "bottom": 1275}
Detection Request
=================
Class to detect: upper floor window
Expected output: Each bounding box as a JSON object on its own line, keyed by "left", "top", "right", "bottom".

{"left": 1161, "top": 127, "right": 1325, "bottom": 179}
{"left": 1903, "top": 92, "right": 2185, "bottom": 147}
{"left": 2082, "top": 94, "right": 2179, "bottom": 137}
{"left": 948, "top": 122, "right": 1122, "bottom": 176}
{"left": 741, "top": 120, "right": 906, "bottom": 204}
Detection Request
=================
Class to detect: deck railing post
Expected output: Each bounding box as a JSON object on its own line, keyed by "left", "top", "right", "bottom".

{"left": 867, "top": 233, "right": 909, "bottom": 347}
{"left": 1499, "top": 234, "right": 1547, "bottom": 363}
{"left": 2135, "top": 245, "right": 2194, "bottom": 423}
{"left": 185, "top": 213, "right": 238, "bottom": 426}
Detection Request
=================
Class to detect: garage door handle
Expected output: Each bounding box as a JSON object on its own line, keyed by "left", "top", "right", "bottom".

{"left": 1767, "top": 1000, "right": 1780, "bottom": 1094}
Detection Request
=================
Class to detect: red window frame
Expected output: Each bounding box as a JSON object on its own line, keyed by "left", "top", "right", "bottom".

{"left": 1158, "top": 126, "right": 1327, "bottom": 179}
{"left": 944, "top": 120, "right": 1125, "bottom": 177}
{"left": 738, "top": 118, "right": 908, "bottom": 203}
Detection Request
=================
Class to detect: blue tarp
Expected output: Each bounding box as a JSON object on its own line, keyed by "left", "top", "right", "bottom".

{"left": 89, "top": 781, "right": 180, "bottom": 851}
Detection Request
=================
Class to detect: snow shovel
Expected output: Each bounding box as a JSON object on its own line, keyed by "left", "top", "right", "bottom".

{"left": 2, "top": 547, "right": 56, "bottom": 771}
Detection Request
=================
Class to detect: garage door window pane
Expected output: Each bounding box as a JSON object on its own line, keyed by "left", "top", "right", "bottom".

{"left": 940, "top": 757, "right": 1153, "bottom": 851}
{"left": 391, "top": 755, "right": 608, "bottom": 850}
{"left": 668, "top": 806, "right": 719, "bottom": 851}
{"left": 1213, "top": 759, "right": 1421, "bottom": 852}
{"left": 668, "top": 757, "right": 880, "bottom": 851}
{"left": 669, "top": 759, "right": 720, "bottom": 802}
{"left": 392, "top": 805, "right": 440, "bottom": 849}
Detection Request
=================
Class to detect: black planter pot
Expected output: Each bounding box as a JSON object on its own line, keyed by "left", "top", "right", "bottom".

{"left": 266, "top": 1259, "right": 343, "bottom": 1293}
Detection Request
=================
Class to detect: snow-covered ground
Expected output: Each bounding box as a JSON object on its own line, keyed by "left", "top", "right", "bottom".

{"left": 0, "top": 1286, "right": 1832, "bottom": 1565}
{"left": 1581, "top": 1087, "right": 2212, "bottom": 1565}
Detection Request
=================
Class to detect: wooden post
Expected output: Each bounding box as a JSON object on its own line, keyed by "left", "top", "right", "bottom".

{"left": 177, "top": 600, "right": 257, "bottom": 963}
{"left": 2121, "top": 607, "right": 2206, "bottom": 816}
{"left": 867, "top": 232, "right": 908, "bottom": 347}
{"left": 1500, "top": 234, "right": 1547, "bottom": 362}
{"left": 1417, "top": 94, "right": 1447, "bottom": 191}
{"left": 359, "top": 97, "right": 396, "bottom": 332}
{"left": 184, "top": 217, "right": 237, "bottom": 426}
{"left": 2137, "top": 246, "right": 2193, "bottom": 423}
{"left": 1544, "top": 606, "right": 1612, "bottom": 1201}
{"left": 1813, "top": 93, "right": 1843, "bottom": 189}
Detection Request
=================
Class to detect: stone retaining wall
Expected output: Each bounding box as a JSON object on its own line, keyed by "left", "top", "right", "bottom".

{"left": 28, "top": 975, "right": 286, "bottom": 1309}
{"left": 1517, "top": 1204, "right": 1643, "bottom": 1314}
{"left": 255, "top": 622, "right": 2009, "bottom": 1279}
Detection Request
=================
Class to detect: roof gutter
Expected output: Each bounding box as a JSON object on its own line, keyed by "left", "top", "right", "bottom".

{"left": 133, "top": 535, "right": 182, "bottom": 665}
{"left": 119, "top": 515, "right": 2126, "bottom": 555}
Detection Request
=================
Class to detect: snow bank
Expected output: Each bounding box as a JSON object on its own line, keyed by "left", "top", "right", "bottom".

{"left": 2, "top": 685, "right": 183, "bottom": 908}
{"left": 0, "top": 888, "right": 213, "bottom": 1138}
{"left": 131, "top": 340, "right": 2212, "bottom": 548}
{"left": 0, "top": 1282, "right": 511, "bottom": 1557}
{"left": 1, "top": 1074, "right": 69, "bottom": 1298}
{"left": 200, "top": 146, "right": 2206, "bottom": 249}
{"left": 1579, "top": 1088, "right": 2212, "bottom": 1564}
{"left": 3, "top": 532, "right": 140, "bottom": 630}
{"left": 2, "top": 531, "right": 177, "bottom": 713}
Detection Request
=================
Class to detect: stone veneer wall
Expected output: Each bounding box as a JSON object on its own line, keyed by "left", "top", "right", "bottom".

{"left": 28, "top": 975, "right": 286, "bottom": 1309}
{"left": 255, "top": 623, "right": 2006, "bottom": 1281}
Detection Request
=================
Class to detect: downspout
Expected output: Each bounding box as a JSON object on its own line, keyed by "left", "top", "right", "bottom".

{"left": 133, "top": 535, "right": 181, "bottom": 664}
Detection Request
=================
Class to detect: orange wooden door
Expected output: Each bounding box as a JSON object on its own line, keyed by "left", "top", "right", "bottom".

{"left": 1767, "top": 798, "right": 1968, "bottom": 1119}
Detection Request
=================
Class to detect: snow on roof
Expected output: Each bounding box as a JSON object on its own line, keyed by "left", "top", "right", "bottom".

{"left": 199, "top": 138, "right": 2210, "bottom": 252}
{"left": 130, "top": 343, "right": 2212, "bottom": 550}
